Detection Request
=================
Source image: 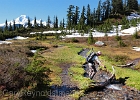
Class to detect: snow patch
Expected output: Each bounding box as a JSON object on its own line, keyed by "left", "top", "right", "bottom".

{"left": 0, "top": 41, "right": 12, "bottom": 44}
{"left": 6, "top": 36, "right": 29, "bottom": 40}
{"left": 31, "top": 50, "right": 37, "bottom": 53}
{"left": 132, "top": 47, "right": 140, "bottom": 51}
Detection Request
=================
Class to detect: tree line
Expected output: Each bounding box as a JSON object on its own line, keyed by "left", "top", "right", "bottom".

{"left": 0, "top": 0, "right": 140, "bottom": 40}
{"left": 66, "top": 0, "right": 139, "bottom": 30}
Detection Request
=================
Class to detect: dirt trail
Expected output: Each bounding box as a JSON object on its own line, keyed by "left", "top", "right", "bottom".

{"left": 48, "top": 63, "right": 78, "bottom": 100}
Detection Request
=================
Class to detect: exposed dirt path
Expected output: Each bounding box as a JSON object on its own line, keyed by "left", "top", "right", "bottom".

{"left": 48, "top": 63, "right": 78, "bottom": 100}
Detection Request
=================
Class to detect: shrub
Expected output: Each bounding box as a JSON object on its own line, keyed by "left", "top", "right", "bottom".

{"left": 0, "top": 47, "right": 29, "bottom": 91}
{"left": 87, "top": 32, "right": 94, "bottom": 44}
{"left": 71, "top": 38, "right": 79, "bottom": 43}
{"left": 115, "top": 33, "right": 122, "bottom": 41}
{"left": 23, "top": 51, "right": 50, "bottom": 100}
{"left": 133, "top": 29, "right": 139, "bottom": 39}
{"left": 105, "top": 54, "right": 129, "bottom": 64}
{"left": 118, "top": 40, "right": 127, "bottom": 47}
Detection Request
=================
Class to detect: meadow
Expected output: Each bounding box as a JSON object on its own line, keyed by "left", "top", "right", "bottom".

{"left": 0, "top": 34, "right": 140, "bottom": 99}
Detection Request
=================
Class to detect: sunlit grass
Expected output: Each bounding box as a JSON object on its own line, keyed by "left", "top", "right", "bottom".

{"left": 47, "top": 65, "right": 62, "bottom": 85}
{"left": 99, "top": 49, "right": 140, "bottom": 90}
{"left": 68, "top": 64, "right": 93, "bottom": 99}
{"left": 114, "top": 67, "right": 140, "bottom": 90}
{"left": 41, "top": 38, "right": 140, "bottom": 98}
{"left": 42, "top": 43, "right": 87, "bottom": 86}
{"left": 41, "top": 41, "right": 93, "bottom": 99}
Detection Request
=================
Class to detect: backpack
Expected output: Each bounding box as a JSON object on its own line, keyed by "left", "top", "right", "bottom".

{"left": 86, "top": 52, "right": 96, "bottom": 62}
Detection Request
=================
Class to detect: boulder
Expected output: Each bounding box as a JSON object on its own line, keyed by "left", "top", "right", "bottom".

{"left": 95, "top": 41, "right": 105, "bottom": 46}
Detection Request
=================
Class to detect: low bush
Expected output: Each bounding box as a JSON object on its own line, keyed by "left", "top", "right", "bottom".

{"left": 0, "top": 47, "right": 29, "bottom": 91}
{"left": 104, "top": 54, "right": 130, "bottom": 64}
{"left": 71, "top": 38, "right": 79, "bottom": 43}
{"left": 118, "top": 40, "right": 127, "bottom": 47}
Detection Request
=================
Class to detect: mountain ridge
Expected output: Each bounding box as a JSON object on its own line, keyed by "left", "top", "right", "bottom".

{"left": 0, "top": 15, "right": 52, "bottom": 28}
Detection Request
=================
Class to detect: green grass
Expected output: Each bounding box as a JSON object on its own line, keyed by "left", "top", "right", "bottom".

{"left": 101, "top": 54, "right": 140, "bottom": 90}
{"left": 69, "top": 65, "right": 93, "bottom": 90}
{"left": 115, "top": 67, "right": 140, "bottom": 90}
{"left": 69, "top": 64, "right": 93, "bottom": 100}
{"left": 41, "top": 39, "right": 140, "bottom": 98}
{"left": 41, "top": 42, "right": 93, "bottom": 99}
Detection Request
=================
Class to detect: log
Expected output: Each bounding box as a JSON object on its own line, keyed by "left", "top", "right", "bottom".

{"left": 117, "top": 62, "right": 135, "bottom": 67}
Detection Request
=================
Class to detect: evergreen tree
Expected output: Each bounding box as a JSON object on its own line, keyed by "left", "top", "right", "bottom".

{"left": 79, "top": 6, "right": 86, "bottom": 30}
{"left": 67, "top": 5, "right": 75, "bottom": 29}
{"left": 62, "top": 18, "right": 65, "bottom": 28}
{"left": 73, "top": 6, "right": 80, "bottom": 26}
{"left": 40, "top": 19, "right": 43, "bottom": 28}
{"left": 92, "top": 8, "right": 97, "bottom": 28}
{"left": 111, "top": 0, "right": 123, "bottom": 14}
{"left": 59, "top": 20, "right": 63, "bottom": 29}
{"left": 53, "top": 16, "right": 56, "bottom": 28}
{"left": 127, "top": 0, "right": 138, "bottom": 11}
{"left": 53, "top": 16, "right": 58, "bottom": 28}
{"left": 47, "top": 16, "right": 51, "bottom": 28}
{"left": 123, "top": 0, "right": 127, "bottom": 11}
{"left": 138, "top": 4, "right": 140, "bottom": 12}
{"left": 86, "top": 4, "right": 91, "bottom": 26}
{"left": 104, "top": 0, "right": 111, "bottom": 19}
{"left": 9, "top": 22, "right": 12, "bottom": 31}
{"left": 133, "top": 28, "right": 139, "bottom": 39}
{"left": 96, "top": 0, "right": 102, "bottom": 21}
{"left": 27, "top": 17, "right": 31, "bottom": 28}
{"left": 88, "top": 31, "right": 94, "bottom": 44}
{"left": 4, "top": 19, "right": 8, "bottom": 32}
{"left": 34, "top": 17, "right": 37, "bottom": 27}
{"left": 13, "top": 20, "right": 16, "bottom": 31}
{"left": 0, "top": 28, "right": 3, "bottom": 33}
{"left": 55, "top": 16, "right": 58, "bottom": 28}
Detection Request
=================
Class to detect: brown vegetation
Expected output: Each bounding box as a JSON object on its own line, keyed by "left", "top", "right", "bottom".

{"left": 0, "top": 45, "right": 30, "bottom": 91}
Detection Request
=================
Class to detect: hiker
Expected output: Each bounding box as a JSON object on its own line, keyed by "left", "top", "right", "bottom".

{"left": 87, "top": 51, "right": 105, "bottom": 79}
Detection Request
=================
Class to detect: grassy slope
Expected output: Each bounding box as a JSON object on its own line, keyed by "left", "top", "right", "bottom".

{"left": 93, "top": 46, "right": 140, "bottom": 90}
{"left": 40, "top": 38, "right": 140, "bottom": 99}
{"left": 6, "top": 38, "right": 140, "bottom": 99}
{"left": 39, "top": 41, "right": 93, "bottom": 99}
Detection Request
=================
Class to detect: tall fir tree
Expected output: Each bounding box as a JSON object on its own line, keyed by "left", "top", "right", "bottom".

{"left": 96, "top": 0, "right": 102, "bottom": 21}
{"left": 27, "top": 17, "right": 31, "bottom": 28}
{"left": 67, "top": 5, "right": 75, "bottom": 29}
{"left": 88, "top": 31, "right": 94, "bottom": 44}
{"left": 40, "top": 19, "right": 43, "bottom": 28}
{"left": 92, "top": 8, "right": 97, "bottom": 28}
{"left": 86, "top": 4, "right": 91, "bottom": 26}
{"left": 55, "top": 16, "right": 58, "bottom": 28}
{"left": 47, "top": 16, "right": 51, "bottom": 28}
{"left": 73, "top": 6, "right": 80, "bottom": 26}
{"left": 62, "top": 18, "right": 65, "bottom": 28}
{"left": 111, "top": 0, "right": 123, "bottom": 14}
{"left": 59, "top": 20, "right": 63, "bottom": 29}
{"left": 53, "top": 16, "right": 58, "bottom": 28}
{"left": 123, "top": 0, "right": 127, "bottom": 11}
{"left": 4, "top": 19, "right": 8, "bottom": 32}
{"left": 34, "top": 17, "right": 37, "bottom": 27}
{"left": 9, "top": 22, "right": 12, "bottom": 31}
{"left": 79, "top": 6, "right": 86, "bottom": 30}
{"left": 127, "top": 0, "right": 138, "bottom": 11}
{"left": 105, "top": 0, "right": 111, "bottom": 19}
{"left": 13, "top": 19, "right": 16, "bottom": 31}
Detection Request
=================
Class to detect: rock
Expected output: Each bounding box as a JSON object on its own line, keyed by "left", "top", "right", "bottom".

{"left": 95, "top": 41, "right": 105, "bottom": 47}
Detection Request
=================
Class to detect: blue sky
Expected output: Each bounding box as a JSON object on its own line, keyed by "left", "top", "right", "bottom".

{"left": 0, "top": 0, "right": 102, "bottom": 24}
{"left": 0, "top": 0, "right": 140, "bottom": 24}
